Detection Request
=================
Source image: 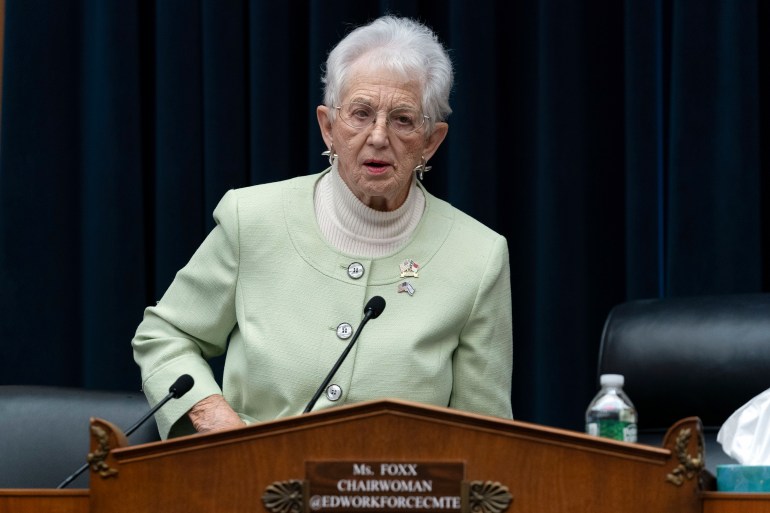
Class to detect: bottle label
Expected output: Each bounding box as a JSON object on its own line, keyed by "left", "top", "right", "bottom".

{"left": 586, "top": 420, "right": 637, "bottom": 442}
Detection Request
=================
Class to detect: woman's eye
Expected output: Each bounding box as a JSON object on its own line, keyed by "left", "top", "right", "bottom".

{"left": 392, "top": 113, "right": 415, "bottom": 126}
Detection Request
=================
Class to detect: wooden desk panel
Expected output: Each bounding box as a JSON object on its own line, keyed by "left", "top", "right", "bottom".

{"left": 11, "top": 404, "right": 765, "bottom": 513}
{"left": 89, "top": 402, "right": 703, "bottom": 513}
{"left": 702, "top": 492, "right": 770, "bottom": 513}
{"left": 0, "top": 489, "right": 89, "bottom": 513}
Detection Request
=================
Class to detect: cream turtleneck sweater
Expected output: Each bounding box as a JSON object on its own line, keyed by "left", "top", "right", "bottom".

{"left": 313, "top": 164, "right": 425, "bottom": 257}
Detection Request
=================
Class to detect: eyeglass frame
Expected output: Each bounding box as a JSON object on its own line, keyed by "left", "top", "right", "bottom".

{"left": 333, "top": 102, "right": 431, "bottom": 135}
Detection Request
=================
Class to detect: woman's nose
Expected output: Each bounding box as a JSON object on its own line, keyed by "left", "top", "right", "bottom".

{"left": 368, "top": 114, "right": 390, "bottom": 145}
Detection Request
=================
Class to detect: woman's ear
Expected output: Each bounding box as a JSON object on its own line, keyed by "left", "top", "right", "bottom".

{"left": 316, "top": 105, "right": 334, "bottom": 147}
{"left": 423, "top": 122, "right": 449, "bottom": 161}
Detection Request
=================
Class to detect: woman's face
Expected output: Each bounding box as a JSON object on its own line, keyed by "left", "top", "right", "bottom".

{"left": 317, "top": 64, "right": 448, "bottom": 212}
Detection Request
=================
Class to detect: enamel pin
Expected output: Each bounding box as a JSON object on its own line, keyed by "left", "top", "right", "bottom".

{"left": 398, "top": 281, "right": 416, "bottom": 296}
{"left": 398, "top": 259, "right": 419, "bottom": 295}
{"left": 400, "top": 259, "right": 420, "bottom": 278}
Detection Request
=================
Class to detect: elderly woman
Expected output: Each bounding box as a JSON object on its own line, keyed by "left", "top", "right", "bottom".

{"left": 133, "top": 15, "right": 512, "bottom": 439}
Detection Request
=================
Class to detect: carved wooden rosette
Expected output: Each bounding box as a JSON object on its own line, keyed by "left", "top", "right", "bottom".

{"left": 461, "top": 481, "right": 513, "bottom": 513}
{"left": 262, "top": 479, "right": 307, "bottom": 513}
{"left": 261, "top": 479, "right": 512, "bottom": 513}
{"left": 88, "top": 418, "right": 129, "bottom": 480}
{"left": 661, "top": 417, "right": 706, "bottom": 487}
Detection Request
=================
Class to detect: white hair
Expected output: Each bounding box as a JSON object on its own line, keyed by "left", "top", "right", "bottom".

{"left": 321, "top": 16, "right": 454, "bottom": 134}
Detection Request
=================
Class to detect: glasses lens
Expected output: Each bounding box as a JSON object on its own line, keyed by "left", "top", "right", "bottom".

{"left": 339, "top": 103, "right": 375, "bottom": 129}
{"left": 388, "top": 108, "right": 424, "bottom": 133}
{"left": 336, "top": 103, "right": 427, "bottom": 134}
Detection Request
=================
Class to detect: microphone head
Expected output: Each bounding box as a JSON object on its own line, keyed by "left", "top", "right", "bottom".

{"left": 169, "top": 374, "right": 194, "bottom": 399}
{"left": 365, "top": 296, "right": 386, "bottom": 319}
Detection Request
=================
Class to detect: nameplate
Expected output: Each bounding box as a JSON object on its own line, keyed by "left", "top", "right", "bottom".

{"left": 305, "top": 461, "right": 464, "bottom": 512}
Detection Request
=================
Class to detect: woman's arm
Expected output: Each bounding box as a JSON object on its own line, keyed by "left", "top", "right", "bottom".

{"left": 450, "top": 235, "right": 513, "bottom": 419}
{"left": 132, "top": 190, "right": 243, "bottom": 438}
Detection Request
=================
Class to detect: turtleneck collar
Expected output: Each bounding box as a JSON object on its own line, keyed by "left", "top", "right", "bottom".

{"left": 313, "top": 161, "right": 425, "bottom": 257}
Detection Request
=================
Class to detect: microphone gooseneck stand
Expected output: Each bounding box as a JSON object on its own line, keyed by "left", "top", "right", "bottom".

{"left": 56, "top": 374, "right": 194, "bottom": 489}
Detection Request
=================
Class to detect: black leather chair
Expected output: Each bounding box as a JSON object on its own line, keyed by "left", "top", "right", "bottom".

{"left": 0, "top": 386, "right": 160, "bottom": 488}
{"left": 597, "top": 293, "right": 770, "bottom": 474}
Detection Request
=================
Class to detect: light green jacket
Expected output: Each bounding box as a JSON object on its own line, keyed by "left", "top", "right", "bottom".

{"left": 133, "top": 171, "right": 513, "bottom": 439}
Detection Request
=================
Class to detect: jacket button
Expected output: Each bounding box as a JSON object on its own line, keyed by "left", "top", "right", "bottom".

{"left": 336, "top": 323, "right": 353, "bottom": 340}
{"left": 326, "top": 384, "right": 342, "bottom": 401}
{"left": 347, "top": 262, "right": 364, "bottom": 279}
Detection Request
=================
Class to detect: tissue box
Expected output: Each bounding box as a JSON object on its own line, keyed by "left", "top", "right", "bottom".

{"left": 717, "top": 465, "right": 770, "bottom": 492}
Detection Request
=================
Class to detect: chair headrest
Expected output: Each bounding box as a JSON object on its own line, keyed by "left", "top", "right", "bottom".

{"left": 598, "top": 294, "right": 770, "bottom": 429}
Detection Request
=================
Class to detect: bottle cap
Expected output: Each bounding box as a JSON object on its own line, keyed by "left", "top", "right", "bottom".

{"left": 600, "top": 374, "right": 625, "bottom": 387}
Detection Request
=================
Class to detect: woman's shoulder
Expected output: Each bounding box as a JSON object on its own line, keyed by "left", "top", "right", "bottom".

{"left": 211, "top": 173, "right": 320, "bottom": 227}
{"left": 229, "top": 173, "right": 319, "bottom": 203}
{"left": 212, "top": 173, "right": 316, "bottom": 212}
{"left": 419, "top": 191, "right": 509, "bottom": 283}
{"left": 423, "top": 189, "right": 507, "bottom": 247}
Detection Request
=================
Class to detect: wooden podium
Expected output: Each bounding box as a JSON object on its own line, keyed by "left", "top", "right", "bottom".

{"left": 1, "top": 399, "right": 767, "bottom": 512}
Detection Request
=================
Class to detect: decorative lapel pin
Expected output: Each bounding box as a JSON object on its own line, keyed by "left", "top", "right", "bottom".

{"left": 398, "top": 281, "right": 416, "bottom": 296}
{"left": 400, "top": 259, "right": 420, "bottom": 278}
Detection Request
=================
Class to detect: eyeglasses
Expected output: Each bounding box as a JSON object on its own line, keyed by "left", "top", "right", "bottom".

{"left": 334, "top": 102, "right": 429, "bottom": 135}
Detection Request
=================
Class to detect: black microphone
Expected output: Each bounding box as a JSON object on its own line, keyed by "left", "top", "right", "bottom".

{"left": 56, "top": 374, "right": 194, "bottom": 489}
{"left": 303, "top": 296, "right": 386, "bottom": 413}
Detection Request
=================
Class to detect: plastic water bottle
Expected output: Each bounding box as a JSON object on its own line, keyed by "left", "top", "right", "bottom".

{"left": 585, "top": 374, "right": 638, "bottom": 442}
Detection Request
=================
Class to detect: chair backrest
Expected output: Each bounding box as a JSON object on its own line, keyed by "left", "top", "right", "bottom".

{"left": 0, "top": 386, "right": 160, "bottom": 488}
{"left": 597, "top": 293, "right": 770, "bottom": 473}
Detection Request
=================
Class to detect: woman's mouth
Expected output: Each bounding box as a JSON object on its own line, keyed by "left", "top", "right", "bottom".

{"left": 364, "top": 160, "right": 390, "bottom": 174}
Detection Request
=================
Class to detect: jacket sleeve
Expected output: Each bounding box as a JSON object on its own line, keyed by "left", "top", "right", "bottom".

{"left": 450, "top": 235, "right": 513, "bottom": 419}
{"left": 132, "top": 190, "right": 240, "bottom": 439}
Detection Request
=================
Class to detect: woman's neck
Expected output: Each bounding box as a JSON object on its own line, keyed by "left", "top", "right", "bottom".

{"left": 313, "top": 165, "right": 425, "bottom": 257}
